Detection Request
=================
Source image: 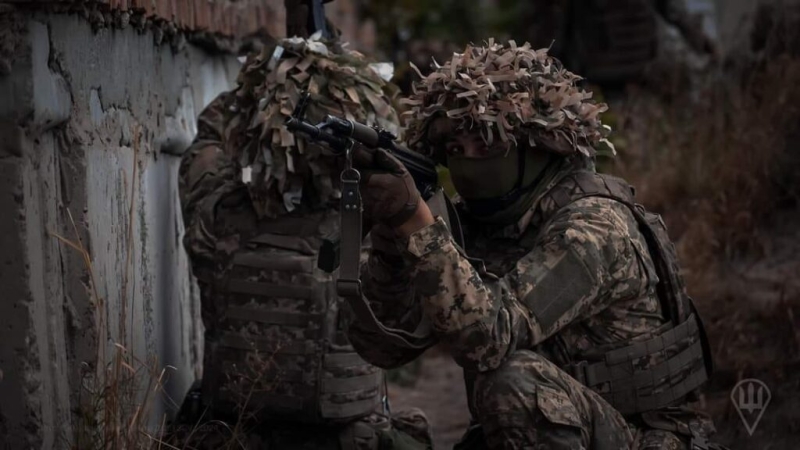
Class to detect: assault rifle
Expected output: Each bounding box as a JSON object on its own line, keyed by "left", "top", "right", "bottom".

{"left": 285, "top": 92, "right": 457, "bottom": 274}
{"left": 286, "top": 91, "right": 461, "bottom": 350}
{"left": 285, "top": 92, "right": 439, "bottom": 200}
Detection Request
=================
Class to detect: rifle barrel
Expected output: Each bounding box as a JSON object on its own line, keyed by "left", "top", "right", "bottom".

{"left": 285, "top": 117, "right": 347, "bottom": 151}
{"left": 285, "top": 103, "right": 439, "bottom": 199}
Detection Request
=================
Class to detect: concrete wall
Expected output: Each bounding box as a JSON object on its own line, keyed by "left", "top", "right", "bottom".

{"left": 0, "top": 10, "right": 241, "bottom": 449}
{"left": 3, "top": 0, "right": 286, "bottom": 39}
{"left": 0, "top": 0, "right": 374, "bottom": 446}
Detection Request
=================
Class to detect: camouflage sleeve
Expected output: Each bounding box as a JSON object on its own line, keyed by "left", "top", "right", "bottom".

{"left": 363, "top": 197, "right": 644, "bottom": 373}
{"left": 347, "top": 224, "right": 435, "bottom": 369}
{"left": 509, "top": 197, "right": 646, "bottom": 342}
{"left": 178, "top": 91, "right": 243, "bottom": 270}
{"left": 401, "top": 218, "right": 533, "bottom": 372}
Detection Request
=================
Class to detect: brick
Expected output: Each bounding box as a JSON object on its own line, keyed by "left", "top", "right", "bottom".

{"left": 9, "top": 0, "right": 285, "bottom": 38}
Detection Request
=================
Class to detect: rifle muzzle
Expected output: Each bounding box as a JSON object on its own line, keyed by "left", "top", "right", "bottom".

{"left": 285, "top": 117, "right": 348, "bottom": 151}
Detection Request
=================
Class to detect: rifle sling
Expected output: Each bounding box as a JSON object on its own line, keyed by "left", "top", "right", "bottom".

{"left": 338, "top": 171, "right": 362, "bottom": 296}
{"left": 337, "top": 170, "right": 436, "bottom": 350}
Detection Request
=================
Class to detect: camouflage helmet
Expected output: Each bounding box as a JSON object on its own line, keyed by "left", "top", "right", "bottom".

{"left": 402, "top": 39, "right": 615, "bottom": 159}
{"left": 225, "top": 36, "right": 401, "bottom": 218}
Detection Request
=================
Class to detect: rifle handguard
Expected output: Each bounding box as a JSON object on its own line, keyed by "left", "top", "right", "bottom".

{"left": 285, "top": 93, "right": 439, "bottom": 200}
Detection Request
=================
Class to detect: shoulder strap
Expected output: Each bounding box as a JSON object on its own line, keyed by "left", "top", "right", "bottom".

{"left": 552, "top": 171, "right": 691, "bottom": 325}
{"left": 338, "top": 168, "right": 436, "bottom": 350}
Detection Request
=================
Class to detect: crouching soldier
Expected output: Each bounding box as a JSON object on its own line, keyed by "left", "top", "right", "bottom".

{"left": 348, "top": 40, "right": 726, "bottom": 450}
{"left": 170, "top": 35, "right": 432, "bottom": 450}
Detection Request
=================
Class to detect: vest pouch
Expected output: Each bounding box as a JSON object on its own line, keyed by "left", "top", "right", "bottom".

{"left": 204, "top": 212, "right": 382, "bottom": 424}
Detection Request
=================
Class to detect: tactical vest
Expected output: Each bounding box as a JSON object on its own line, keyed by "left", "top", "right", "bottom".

{"left": 543, "top": 171, "right": 714, "bottom": 416}
{"left": 202, "top": 211, "right": 383, "bottom": 424}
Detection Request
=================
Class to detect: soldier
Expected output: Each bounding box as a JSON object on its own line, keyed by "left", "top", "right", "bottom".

{"left": 172, "top": 34, "right": 432, "bottom": 449}
{"left": 348, "top": 41, "right": 724, "bottom": 449}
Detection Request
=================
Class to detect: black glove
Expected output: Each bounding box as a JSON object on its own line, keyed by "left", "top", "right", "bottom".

{"left": 353, "top": 146, "right": 421, "bottom": 228}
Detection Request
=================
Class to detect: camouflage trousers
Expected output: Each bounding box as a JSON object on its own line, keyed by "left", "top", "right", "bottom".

{"left": 163, "top": 408, "right": 433, "bottom": 450}
{"left": 462, "top": 350, "right": 696, "bottom": 450}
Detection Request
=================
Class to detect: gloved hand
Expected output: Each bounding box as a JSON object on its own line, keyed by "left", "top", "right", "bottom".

{"left": 353, "top": 146, "right": 421, "bottom": 228}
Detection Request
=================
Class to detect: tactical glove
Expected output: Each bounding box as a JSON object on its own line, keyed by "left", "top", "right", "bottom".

{"left": 353, "top": 146, "right": 421, "bottom": 228}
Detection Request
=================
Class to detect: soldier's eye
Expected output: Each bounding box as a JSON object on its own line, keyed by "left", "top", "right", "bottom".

{"left": 445, "top": 143, "right": 464, "bottom": 155}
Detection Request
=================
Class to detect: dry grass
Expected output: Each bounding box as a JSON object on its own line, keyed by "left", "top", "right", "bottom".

{"left": 608, "top": 41, "right": 800, "bottom": 446}
{"left": 52, "top": 129, "right": 174, "bottom": 450}
{"left": 157, "top": 343, "right": 284, "bottom": 450}
{"left": 611, "top": 55, "right": 800, "bottom": 285}
{"left": 603, "top": 10, "right": 800, "bottom": 443}
{"left": 50, "top": 127, "right": 271, "bottom": 449}
{"left": 53, "top": 209, "right": 171, "bottom": 450}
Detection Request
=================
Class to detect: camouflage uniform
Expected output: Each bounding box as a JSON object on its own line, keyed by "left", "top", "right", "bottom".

{"left": 351, "top": 160, "right": 716, "bottom": 449}
{"left": 350, "top": 42, "right": 718, "bottom": 449}
{"left": 350, "top": 164, "right": 708, "bottom": 449}
{"left": 175, "top": 37, "right": 432, "bottom": 449}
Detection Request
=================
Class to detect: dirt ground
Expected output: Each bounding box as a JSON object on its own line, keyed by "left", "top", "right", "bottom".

{"left": 390, "top": 351, "right": 800, "bottom": 450}
{"left": 388, "top": 352, "right": 471, "bottom": 449}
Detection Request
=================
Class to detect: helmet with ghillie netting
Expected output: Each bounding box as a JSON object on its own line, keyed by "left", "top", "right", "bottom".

{"left": 401, "top": 39, "right": 615, "bottom": 160}
{"left": 223, "top": 36, "right": 401, "bottom": 218}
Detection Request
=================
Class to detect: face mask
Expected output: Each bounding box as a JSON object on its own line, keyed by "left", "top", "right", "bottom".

{"left": 448, "top": 145, "right": 555, "bottom": 202}
{"left": 447, "top": 146, "right": 522, "bottom": 200}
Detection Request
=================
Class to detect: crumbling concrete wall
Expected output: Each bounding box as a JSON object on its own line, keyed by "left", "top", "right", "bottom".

{"left": 0, "top": 7, "right": 247, "bottom": 448}
{"left": 0, "top": 0, "right": 372, "bottom": 446}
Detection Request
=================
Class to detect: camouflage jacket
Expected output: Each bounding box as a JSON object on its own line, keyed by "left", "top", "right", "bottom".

{"left": 348, "top": 163, "right": 665, "bottom": 375}
{"left": 178, "top": 92, "right": 244, "bottom": 285}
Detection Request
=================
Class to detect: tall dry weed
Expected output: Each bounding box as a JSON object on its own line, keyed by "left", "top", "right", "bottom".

{"left": 609, "top": 14, "right": 800, "bottom": 389}
{"left": 612, "top": 55, "right": 800, "bottom": 278}
{"left": 53, "top": 129, "right": 174, "bottom": 450}
{"left": 607, "top": 8, "right": 800, "bottom": 442}
{"left": 53, "top": 125, "right": 284, "bottom": 450}
{"left": 53, "top": 210, "right": 171, "bottom": 450}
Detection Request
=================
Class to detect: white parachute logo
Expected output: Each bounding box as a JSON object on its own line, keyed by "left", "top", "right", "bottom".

{"left": 730, "top": 378, "right": 771, "bottom": 436}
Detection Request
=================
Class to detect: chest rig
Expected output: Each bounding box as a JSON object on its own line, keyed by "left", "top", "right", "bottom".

{"left": 543, "top": 171, "right": 714, "bottom": 416}
{"left": 202, "top": 210, "right": 383, "bottom": 424}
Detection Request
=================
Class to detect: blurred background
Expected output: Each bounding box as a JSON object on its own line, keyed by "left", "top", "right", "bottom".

{"left": 1, "top": 1, "right": 797, "bottom": 448}
{"left": 332, "top": 1, "right": 800, "bottom": 448}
